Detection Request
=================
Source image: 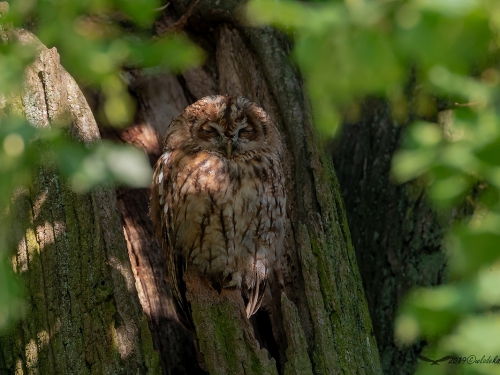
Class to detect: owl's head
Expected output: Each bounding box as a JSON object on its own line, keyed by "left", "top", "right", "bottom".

{"left": 164, "top": 96, "right": 282, "bottom": 160}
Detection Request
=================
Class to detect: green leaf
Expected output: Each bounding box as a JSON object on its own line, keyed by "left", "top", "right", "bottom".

{"left": 128, "top": 35, "right": 204, "bottom": 71}
{"left": 443, "top": 315, "right": 500, "bottom": 356}
{"left": 114, "top": 0, "right": 161, "bottom": 26}
{"left": 396, "top": 286, "right": 467, "bottom": 341}
{"left": 396, "top": 10, "right": 492, "bottom": 74}
{"left": 476, "top": 136, "right": 500, "bottom": 165}
{"left": 449, "top": 228, "right": 500, "bottom": 278}
{"left": 392, "top": 149, "right": 436, "bottom": 183}
{"left": 68, "top": 142, "right": 152, "bottom": 192}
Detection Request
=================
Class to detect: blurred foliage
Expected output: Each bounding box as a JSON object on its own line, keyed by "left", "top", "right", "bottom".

{"left": 249, "top": 0, "right": 500, "bottom": 374}
{"left": 0, "top": 0, "right": 202, "bottom": 330}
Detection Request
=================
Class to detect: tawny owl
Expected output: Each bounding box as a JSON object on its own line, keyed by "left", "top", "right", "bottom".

{"left": 150, "top": 95, "right": 286, "bottom": 329}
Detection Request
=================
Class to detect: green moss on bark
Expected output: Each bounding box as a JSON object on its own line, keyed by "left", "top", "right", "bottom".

{"left": 280, "top": 292, "right": 314, "bottom": 375}
{"left": 186, "top": 272, "right": 278, "bottom": 375}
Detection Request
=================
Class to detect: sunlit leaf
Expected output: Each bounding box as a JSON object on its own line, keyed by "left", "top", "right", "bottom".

{"left": 397, "top": 286, "right": 466, "bottom": 340}
{"left": 392, "top": 149, "right": 436, "bottom": 183}
{"left": 68, "top": 142, "right": 152, "bottom": 192}
{"left": 246, "top": 0, "right": 349, "bottom": 32}
{"left": 428, "top": 174, "right": 471, "bottom": 204}
{"left": 410, "top": 121, "right": 443, "bottom": 147}
{"left": 476, "top": 266, "right": 500, "bottom": 306}
{"left": 414, "top": 0, "right": 481, "bottom": 17}
{"left": 443, "top": 315, "right": 500, "bottom": 356}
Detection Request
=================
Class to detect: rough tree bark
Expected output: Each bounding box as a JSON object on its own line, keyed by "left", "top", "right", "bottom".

{"left": 1, "top": 1, "right": 385, "bottom": 374}
{"left": 106, "top": 1, "right": 383, "bottom": 374}
{"left": 0, "top": 16, "right": 159, "bottom": 375}
{"left": 331, "top": 99, "right": 471, "bottom": 375}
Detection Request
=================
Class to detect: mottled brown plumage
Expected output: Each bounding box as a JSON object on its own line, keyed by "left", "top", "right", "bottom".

{"left": 150, "top": 95, "right": 286, "bottom": 329}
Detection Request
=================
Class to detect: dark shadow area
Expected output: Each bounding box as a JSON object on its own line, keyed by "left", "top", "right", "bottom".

{"left": 250, "top": 309, "right": 282, "bottom": 374}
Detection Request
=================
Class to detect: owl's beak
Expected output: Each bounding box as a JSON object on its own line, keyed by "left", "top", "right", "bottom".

{"left": 226, "top": 140, "right": 232, "bottom": 158}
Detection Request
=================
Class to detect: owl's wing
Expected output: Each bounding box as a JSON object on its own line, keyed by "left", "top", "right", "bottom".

{"left": 151, "top": 151, "right": 194, "bottom": 330}
{"left": 150, "top": 153, "right": 169, "bottom": 240}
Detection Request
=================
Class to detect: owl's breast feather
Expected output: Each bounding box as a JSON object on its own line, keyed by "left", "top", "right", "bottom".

{"left": 169, "top": 151, "right": 281, "bottom": 280}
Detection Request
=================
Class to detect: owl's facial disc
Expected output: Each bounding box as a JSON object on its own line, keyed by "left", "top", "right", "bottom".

{"left": 230, "top": 120, "right": 262, "bottom": 155}
{"left": 194, "top": 116, "right": 263, "bottom": 159}
{"left": 237, "top": 123, "right": 257, "bottom": 140}
{"left": 194, "top": 121, "right": 222, "bottom": 142}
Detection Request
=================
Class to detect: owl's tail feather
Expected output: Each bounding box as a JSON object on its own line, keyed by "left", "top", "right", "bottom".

{"left": 245, "top": 277, "right": 267, "bottom": 318}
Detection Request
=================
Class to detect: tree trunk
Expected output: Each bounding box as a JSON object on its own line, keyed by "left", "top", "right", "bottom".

{"left": 106, "top": 2, "right": 383, "bottom": 374}
{"left": 0, "top": 26, "right": 159, "bottom": 375}
{"left": 1, "top": 1, "right": 384, "bottom": 374}
{"left": 331, "top": 99, "right": 471, "bottom": 375}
